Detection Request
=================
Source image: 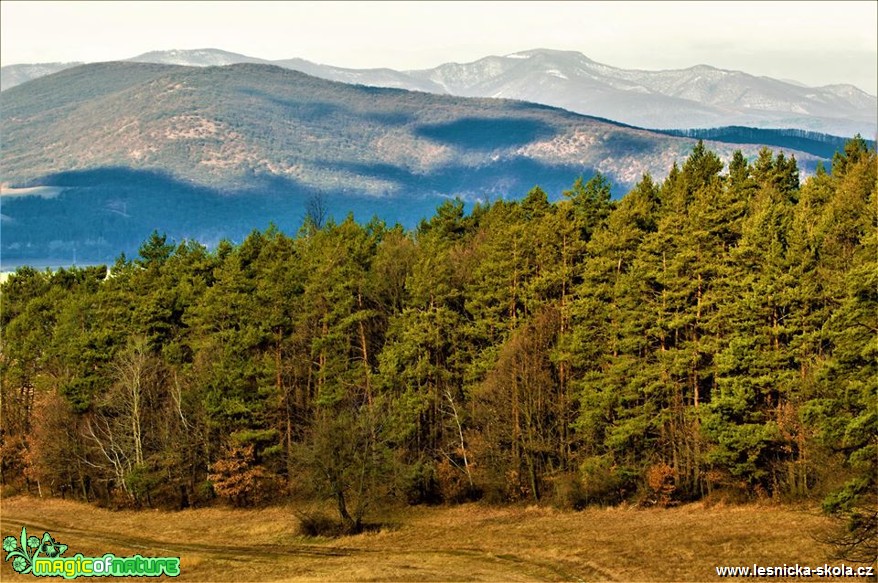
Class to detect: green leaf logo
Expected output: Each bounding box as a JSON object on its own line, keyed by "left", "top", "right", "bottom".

{"left": 3, "top": 527, "right": 34, "bottom": 574}
{"left": 3, "top": 527, "right": 66, "bottom": 575}
{"left": 39, "top": 532, "right": 67, "bottom": 558}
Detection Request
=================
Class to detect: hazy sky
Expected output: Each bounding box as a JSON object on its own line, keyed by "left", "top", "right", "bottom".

{"left": 2, "top": 1, "right": 876, "bottom": 94}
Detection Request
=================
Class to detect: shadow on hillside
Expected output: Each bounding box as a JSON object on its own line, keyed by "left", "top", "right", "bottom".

{"left": 234, "top": 86, "right": 416, "bottom": 126}
{"left": 328, "top": 156, "right": 621, "bottom": 200}
{"left": 415, "top": 117, "right": 558, "bottom": 151}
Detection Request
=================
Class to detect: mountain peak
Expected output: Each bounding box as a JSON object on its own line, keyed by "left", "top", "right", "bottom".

{"left": 128, "top": 48, "right": 267, "bottom": 67}
{"left": 508, "top": 48, "right": 586, "bottom": 57}
{"left": 506, "top": 48, "right": 597, "bottom": 64}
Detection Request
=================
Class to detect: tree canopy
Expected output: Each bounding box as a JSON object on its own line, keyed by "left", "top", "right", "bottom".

{"left": 1, "top": 140, "right": 874, "bottom": 552}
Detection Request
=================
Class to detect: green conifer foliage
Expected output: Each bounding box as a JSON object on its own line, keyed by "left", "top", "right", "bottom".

{"left": 1, "top": 138, "right": 874, "bottom": 558}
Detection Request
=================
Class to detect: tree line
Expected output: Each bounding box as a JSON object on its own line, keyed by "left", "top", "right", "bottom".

{"left": 0, "top": 139, "right": 874, "bottom": 551}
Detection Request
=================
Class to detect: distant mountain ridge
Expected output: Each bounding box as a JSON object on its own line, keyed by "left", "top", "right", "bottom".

{"left": 129, "top": 48, "right": 268, "bottom": 67}
{"left": 655, "top": 127, "right": 876, "bottom": 160}
{"left": 0, "top": 61, "right": 84, "bottom": 90}
{"left": 2, "top": 48, "right": 874, "bottom": 137}
{"left": 0, "top": 61, "right": 719, "bottom": 192}
{"left": 0, "top": 61, "right": 826, "bottom": 268}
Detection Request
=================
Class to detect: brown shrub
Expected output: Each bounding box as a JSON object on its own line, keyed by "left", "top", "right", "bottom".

{"left": 208, "top": 444, "right": 274, "bottom": 506}
{"left": 645, "top": 463, "right": 677, "bottom": 507}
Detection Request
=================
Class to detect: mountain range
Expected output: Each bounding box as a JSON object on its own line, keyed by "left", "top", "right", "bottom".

{"left": 2, "top": 48, "right": 875, "bottom": 137}
{"left": 1, "top": 60, "right": 837, "bottom": 269}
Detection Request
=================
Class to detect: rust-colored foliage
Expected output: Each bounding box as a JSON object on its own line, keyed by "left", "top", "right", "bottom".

{"left": 645, "top": 462, "right": 677, "bottom": 507}
{"left": 208, "top": 444, "right": 269, "bottom": 506}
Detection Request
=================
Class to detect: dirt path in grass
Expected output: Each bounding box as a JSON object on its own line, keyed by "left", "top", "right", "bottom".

{"left": 1, "top": 504, "right": 598, "bottom": 581}
{"left": 0, "top": 495, "right": 851, "bottom": 582}
{"left": 3, "top": 512, "right": 357, "bottom": 559}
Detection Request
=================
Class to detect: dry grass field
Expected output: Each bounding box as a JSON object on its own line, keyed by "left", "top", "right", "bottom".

{"left": 0, "top": 495, "right": 863, "bottom": 582}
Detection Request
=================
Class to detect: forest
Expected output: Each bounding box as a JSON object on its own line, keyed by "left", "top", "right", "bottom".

{"left": 0, "top": 139, "right": 874, "bottom": 558}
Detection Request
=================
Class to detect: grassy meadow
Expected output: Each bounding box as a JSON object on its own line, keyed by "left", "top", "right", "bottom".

{"left": 0, "top": 495, "right": 863, "bottom": 582}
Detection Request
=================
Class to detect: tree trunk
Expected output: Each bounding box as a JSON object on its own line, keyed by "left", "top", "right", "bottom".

{"left": 357, "top": 292, "right": 372, "bottom": 405}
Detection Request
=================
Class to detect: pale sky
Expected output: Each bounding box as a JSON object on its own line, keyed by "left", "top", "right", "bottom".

{"left": 2, "top": 1, "right": 876, "bottom": 95}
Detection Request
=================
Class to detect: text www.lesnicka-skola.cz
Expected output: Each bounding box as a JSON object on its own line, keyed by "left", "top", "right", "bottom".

{"left": 715, "top": 564, "right": 874, "bottom": 578}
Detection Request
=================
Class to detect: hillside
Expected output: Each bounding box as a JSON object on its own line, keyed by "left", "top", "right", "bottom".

{"left": 655, "top": 126, "right": 876, "bottom": 159}
{"left": 0, "top": 61, "right": 698, "bottom": 193}
{"left": 3, "top": 48, "right": 874, "bottom": 137}
{"left": 0, "top": 61, "right": 825, "bottom": 268}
